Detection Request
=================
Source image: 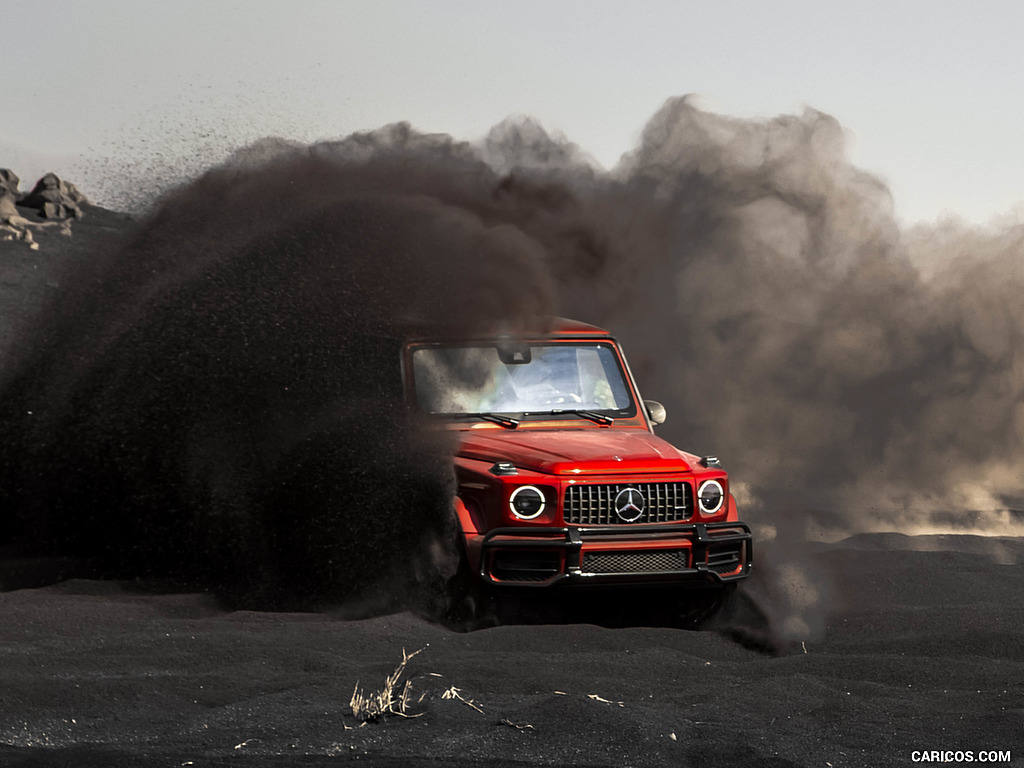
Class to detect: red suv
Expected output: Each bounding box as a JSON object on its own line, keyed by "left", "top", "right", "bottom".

{"left": 407, "top": 318, "right": 752, "bottom": 622}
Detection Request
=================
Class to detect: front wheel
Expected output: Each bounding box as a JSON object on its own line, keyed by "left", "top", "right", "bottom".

{"left": 676, "top": 583, "right": 740, "bottom": 629}
{"left": 421, "top": 543, "right": 498, "bottom": 630}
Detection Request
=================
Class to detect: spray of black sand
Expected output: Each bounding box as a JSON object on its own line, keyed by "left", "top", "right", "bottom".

{"left": 0, "top": 159, "right": 554, "bottom": 610}
{"left": 4, "top": 96, "right": 1024, "bottom": 634}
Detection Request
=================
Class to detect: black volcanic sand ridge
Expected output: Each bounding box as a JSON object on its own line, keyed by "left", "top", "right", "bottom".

{"left": 0, "top": 534, "right": 1020, "bottom": 767}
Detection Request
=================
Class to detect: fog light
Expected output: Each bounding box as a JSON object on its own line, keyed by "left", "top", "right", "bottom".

{"left": 509, "top": 486, "right": 546, "bottom": 520}
{"left": 698, "top": 480, "right": 724, "bottom": 514}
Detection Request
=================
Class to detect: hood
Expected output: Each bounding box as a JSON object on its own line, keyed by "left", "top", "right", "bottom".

{"left": 457, "top": 428, "right": 693, "bottom": 475}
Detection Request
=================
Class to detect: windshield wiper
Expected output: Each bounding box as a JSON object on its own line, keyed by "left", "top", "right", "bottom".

{"left": 547, "top": 409, "right": 614, "bottom": 425}
{"left": 475, "top": 413, "right": 520, "bottom": 429}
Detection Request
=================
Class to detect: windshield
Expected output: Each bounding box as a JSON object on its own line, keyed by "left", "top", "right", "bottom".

{"left": 411, "top": 342, "right": 636, "bottom": 418}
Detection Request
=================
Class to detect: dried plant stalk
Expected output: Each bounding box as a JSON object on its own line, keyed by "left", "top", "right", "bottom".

{"left": 350, "top": 647, "right": 427, "bottom": 722}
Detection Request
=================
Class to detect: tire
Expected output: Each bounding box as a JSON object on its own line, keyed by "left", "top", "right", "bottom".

{"left": 427, "top": 543, "right": 497, "bottom": 630}
{"left": 677, "top": 583, "right": 740, "bottom": 629}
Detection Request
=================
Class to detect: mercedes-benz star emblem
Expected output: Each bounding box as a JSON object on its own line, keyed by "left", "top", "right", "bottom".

{"left": 614, "top": 487, "right": 646, "bottom": 522}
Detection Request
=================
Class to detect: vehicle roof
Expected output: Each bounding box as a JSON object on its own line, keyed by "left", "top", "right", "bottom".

{"left": 548, "top": 316, "right": 610, "bottom": 337}
{"left": 402, "top": 316, "right": 612, "bottom": 343}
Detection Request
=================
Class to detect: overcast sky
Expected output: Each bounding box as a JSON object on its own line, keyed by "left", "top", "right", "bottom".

{"left": 5, "top": 0, "right": 1024, "bottom": 224}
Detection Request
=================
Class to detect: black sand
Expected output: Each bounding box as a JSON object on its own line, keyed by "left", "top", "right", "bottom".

{"left": 0, "top": 534, "right": 1021, "bottom": 767}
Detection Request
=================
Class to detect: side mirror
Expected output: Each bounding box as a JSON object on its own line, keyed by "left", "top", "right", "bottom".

{"left": 644, "top": 399, "right": 666, "bottom": 426}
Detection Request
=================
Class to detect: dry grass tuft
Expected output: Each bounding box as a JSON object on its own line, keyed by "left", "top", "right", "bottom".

{"left": 440, "top": 684, "right": 484, "bottom": 713}
{"left": 350, "top": 647, "right": 427, "bottom": 722}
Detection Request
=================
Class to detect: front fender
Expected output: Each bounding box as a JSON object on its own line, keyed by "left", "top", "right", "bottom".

{"left": 454, "top": 495, "right": 478, "bottom": 534}
{"left": 726, "top": 493, "right": 739, "bottom": 522}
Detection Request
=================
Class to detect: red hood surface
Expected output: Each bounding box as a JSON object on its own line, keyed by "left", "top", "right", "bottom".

{"left": 457, "top": 428, "right": 693, "bottom": 475}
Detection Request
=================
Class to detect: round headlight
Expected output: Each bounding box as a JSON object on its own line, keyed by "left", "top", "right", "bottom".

{"left": 698, "top": 480, "right": 724, "bottom": 515}
{"left": 509, "top": 486, "right": 546, "bottom": 520}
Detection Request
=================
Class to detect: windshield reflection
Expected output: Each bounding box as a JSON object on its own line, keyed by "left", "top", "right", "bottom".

{"left": 411, "top": 343, "right": 636, "bottom": 418}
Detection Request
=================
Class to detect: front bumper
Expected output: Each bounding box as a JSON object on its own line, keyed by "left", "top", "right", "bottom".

{"left": 473, "top": 522, "right": 753, "bottom": 588}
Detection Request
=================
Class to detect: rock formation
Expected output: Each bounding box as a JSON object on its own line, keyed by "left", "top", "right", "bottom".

{"left": 20, "top": 172, "right": 88, "bottom": 220}
{"left": 0, "top": 169, "right": 78, "bottom": 250}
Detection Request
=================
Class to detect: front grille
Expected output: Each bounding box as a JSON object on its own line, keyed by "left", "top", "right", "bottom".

{"left": 564, "top": 482, "right": 692, "bottom": 525}
{"left": 581, "top": 550, "right": 689, "bottom": 575}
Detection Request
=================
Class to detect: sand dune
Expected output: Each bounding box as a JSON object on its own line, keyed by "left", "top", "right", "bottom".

{"left": 0, "top": 534, "right": 1020, "bottom": 767}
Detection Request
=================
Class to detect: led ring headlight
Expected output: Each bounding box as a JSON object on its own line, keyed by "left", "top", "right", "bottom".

{"left": 697, "top": 479, "right": 724, "bottom": 515}
{"left": 509, "top": 486, "right": 546, "bottom": 520}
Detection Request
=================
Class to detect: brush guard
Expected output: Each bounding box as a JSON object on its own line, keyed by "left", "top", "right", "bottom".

{"left": 477, "top": 522, "right": 752, "bottom": 587}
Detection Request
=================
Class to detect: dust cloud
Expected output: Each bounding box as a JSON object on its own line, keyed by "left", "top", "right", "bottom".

{"left": 587, "top": 98, "right": 1024, "bottom": 543}
{"left": 0, "top": 157, "right": 553, "bottom": 609}
{"left": 3, "top": 95, "right": 1023, "bottom": 622}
